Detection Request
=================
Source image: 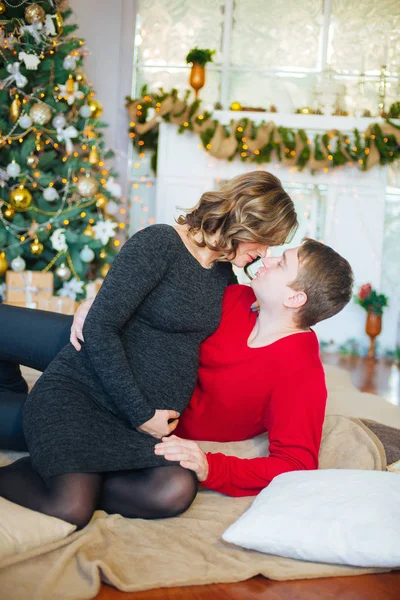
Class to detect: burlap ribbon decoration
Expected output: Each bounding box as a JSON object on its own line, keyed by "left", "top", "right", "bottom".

{"left": 127, "top": 92, "right": 399, "bottom": 171}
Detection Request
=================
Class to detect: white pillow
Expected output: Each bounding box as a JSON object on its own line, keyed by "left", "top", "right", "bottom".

{"left": 222, "top": 470, "right": 400, "bottom": 568}
{"left": 0, "top": 497, "right": 76, "bottom": 564}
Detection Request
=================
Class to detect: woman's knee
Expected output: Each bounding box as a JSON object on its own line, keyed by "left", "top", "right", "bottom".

{"left": 45, "top": 496, "right": 94, "bottom": 529}
{"left": 156, "top": 466, "right": 198, "bottom": 517}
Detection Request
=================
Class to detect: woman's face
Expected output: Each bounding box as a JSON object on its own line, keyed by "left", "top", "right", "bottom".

{"left": 230, "top": 242, "right": 269, "bottom": 268}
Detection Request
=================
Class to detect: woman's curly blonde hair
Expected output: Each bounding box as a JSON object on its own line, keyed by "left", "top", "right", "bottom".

{"left": 177, "top": 171, "right": 298, "bottom": 260}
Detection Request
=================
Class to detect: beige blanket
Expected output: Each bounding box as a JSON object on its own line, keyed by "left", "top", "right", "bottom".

{"left": 0, "top": 364, "right": 398, "bottom": 599}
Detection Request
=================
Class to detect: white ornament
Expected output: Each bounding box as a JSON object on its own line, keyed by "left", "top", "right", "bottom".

{"left": 105, "top": 177, "right": 122, "bottom": 199}
{"left": 63, "top": 55, "right": 78, "bottom": 70}
{"left": 57, "top": 80, "right": 84, "bottom": 105}
{"left": 79, "top": 105, "right": 92, "bottom": 118}
{"left": 11, "top": 256, "right": 26, "bottom": 272}
{"left": 18, "top": 51, "right": 41, "bottom": 70}
{"left": 43, "top": 186, "right": 59, "bottom": 202}
{"left": 105, "top": 200, "right": 119, "bottom": 216}
{"left": 4, "top": 62, "right": 28, "bottom": 88}
{"left": 18, "top": 114, "right": 33, "bottom": 129}
{"left": 45, "top": 14, "right": 57, "bottom": 36}
{"left": 92, "top": 219, "right": 118, "bottom": 246}
{"left": 58, "top": 277, "right": 85, "bottom": 300}
{"left": 0, "top": 282, "right": 6, "bottom": 302}
{"left": 79, "top": 244, "right": 95, "bottom": 263}
{"left": 52, "top": 114, "right": 66, "bottom": 129}
{"left": 20, "top": 22, "right": 44, "bottom": 43}
{"left": 55, "top": 263, "right": 71, "bottom": 281}
{"left": 56, "top": 125, "right": 78, "bottom": 153}
{"left": 7, "top": 161, "right": 21, "bottom": 177}
{"left": 50, "top": 228, "right": 68, "bottom": 252}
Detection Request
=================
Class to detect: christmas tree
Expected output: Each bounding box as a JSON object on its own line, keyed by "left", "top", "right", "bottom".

{"left": 0, "top": 0, "right": 126, "bottom": 301}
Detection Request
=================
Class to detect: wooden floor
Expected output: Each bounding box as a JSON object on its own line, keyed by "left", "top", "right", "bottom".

{"left": 36, "top": 354, "right": 396, "bottom": 600}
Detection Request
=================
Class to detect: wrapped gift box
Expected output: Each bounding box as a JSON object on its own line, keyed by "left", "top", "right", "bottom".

{"left": 37, "top": 296, "right": 78, "bottom": 315}
{"left": 6, "top": 271, "right": 54, "bottom": 305}
{"left": 4, "top": 296, "right": 78, "bottom": 315}
{"left": 86, "top": 278, "right": 103, "bottom": 300}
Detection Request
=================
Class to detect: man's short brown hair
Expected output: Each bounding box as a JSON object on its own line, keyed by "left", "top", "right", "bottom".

{"left": 290, "top": 239, "right": 354, "bottom": 329}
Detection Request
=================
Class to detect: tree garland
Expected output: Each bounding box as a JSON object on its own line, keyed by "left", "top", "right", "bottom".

{"left": 126, "top": 87, "right": 400, "bottom": 174}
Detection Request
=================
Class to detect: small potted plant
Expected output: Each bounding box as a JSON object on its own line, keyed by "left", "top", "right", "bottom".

{"left": 186, "top": 47, "right": 216, "bottom": 98}
{"left": 355, "top": 283, "right": 388, "bottom": 358}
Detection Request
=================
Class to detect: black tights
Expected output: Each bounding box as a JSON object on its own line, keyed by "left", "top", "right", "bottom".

{"left": 0, "top": 305, "right": 198, "bottom": 526}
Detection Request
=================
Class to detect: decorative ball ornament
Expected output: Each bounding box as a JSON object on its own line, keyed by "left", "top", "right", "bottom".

{"left": 18, "top": 114, "right": 33, "bottom": 129}
{"left": 0, "top": 2, "right": 6, "bottom": 16}
{"left": 26, "top": 154, "right": 39, "bottom": 168}
{"left": 10, "top": 94, "right": 22, "bottom": 123}
{"left": 25, "top": 3, "right": 46, "bottom": 24}
{"left": 30, "top": 103, "right": 52, "bottom": 125}
{"left": 3, "top": 207, "right": 15, "bottom": 220}
{"left": 88, "top": 145, "right": 99, "bottom": 165}
{"left": 95, "top": 193, "right": 108, "bottom": 210}
{"left": 7, "top": 161, "right": 21, "bottom": 178}
{"left": 55, "top": 11, "right": 64, "bottom": 34}
{"left": 100, "top": 263, "right": 110, "bottom": 278}
{"left": 77, "top": 175, "right": 98, "bottom": 197}
{"left": 79, "top": 105, "right": 92, "bottom": 118}
{"left": 35, "top": 133, "right": 45, "bottom": 152}
{"left": 30, "top": 238, "right": 44, "bottom": 255}
{"left": 82, "top": 224, "right": 95, "bottom": 238}
{"left": 75, "top": 71, "right": 86, "bottom": 84}
{"left": 11, "top": 256, "right": 26, "bottom": 273}
{"left": 52, "top": 114, "right": 66, "bottom": 129}
{"left": 43, "top": 186, "right": 59, "bottom": 202}
{"left": 80, "top": 244, "right": 95, "bottom": 263}
{"left": 10, "top": 184, "right": 32, "bottom": 210}
{"left": 0, "top": 253, "right": 8, "bottom": 276}
{"left": 88, "top": 99, "right": 103, "bottom": 119}
{"left": 63, "top": 55, "right": 76, "bottom": 70}
{"left": 99, "top": 250, "right": 107, "bottom": 260}
{"left": 55, "top": 263, "right": 71, "bottom": 281}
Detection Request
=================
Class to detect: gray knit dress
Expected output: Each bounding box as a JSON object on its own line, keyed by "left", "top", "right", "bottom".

{"left": 23, "top": 225, "right": 235, "bottom": 480}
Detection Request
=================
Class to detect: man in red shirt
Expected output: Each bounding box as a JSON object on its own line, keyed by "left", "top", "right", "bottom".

{"left": 154, "top": 238, "right": 353, "bottom": 496}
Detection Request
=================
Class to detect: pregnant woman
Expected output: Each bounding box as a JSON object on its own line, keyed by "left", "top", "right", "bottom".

{"left": 0, "top": 171, "right": 297, "bottom": 528}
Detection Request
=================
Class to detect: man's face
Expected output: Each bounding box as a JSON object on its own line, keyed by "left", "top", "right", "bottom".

{"left": 250, "top": 247, "right": 301, "bottom": 306}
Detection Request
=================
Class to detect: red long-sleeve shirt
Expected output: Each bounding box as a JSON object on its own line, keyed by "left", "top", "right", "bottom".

{"left": 175, "top": 284, "right": 327, "bottom": 497}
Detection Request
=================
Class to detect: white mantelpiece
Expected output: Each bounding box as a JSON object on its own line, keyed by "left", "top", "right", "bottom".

{"left": 155, "top": 112, "right": 394, "bottom": 350}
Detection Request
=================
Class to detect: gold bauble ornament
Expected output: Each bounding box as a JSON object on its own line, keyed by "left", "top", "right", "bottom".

{"left": 55, "top": 11, "right": 64, "bottom": 34}
{"left": 10, "top": 184, "right": 32, "bottom": 210}
{"left": 0, "top": 1, "right": 6, "bottom": 16}
{"left": 99, "top": 249, "right": 107, "bottom": 259}
{"left": 3, "top": 207, "right": 15, "bottom": 220}
{"left": 95, "top": 193, "right": 107, "bottom": 210}
{"left": 0, "top": 252, "right": 8, "bottom": 276}
{"left": 75, "top": 71, "right": 86, "bottom": 84}
{"left": 230, "top": 101, "right": 242, "bottom": 111}
{"left": 77, "top": 175, "right": 98, "bottom": 197}
{"left": 26, "top": 154, "right": 39, "bottom": 168}
{"left": 82, "top": 224, "right": 95, "bottom": 238}
{"left": 35, "top": 133, "right": 45, "bottom": 152}
{"left": 25, "top": 3, "right": 46, "bottom": 24}
{"left": 100, "top": 263, "right": 110, "bottom": 278}
{"left": 66, "top": 74, "right": 75, "bottom": 95}
{"left": 88, "top": 99, "right": 103, "bottom": 119}
{"left": 10, "top": 94, "right": 22, "bottom": 123}
{"left": 88, "top": 145, "right": 99, "bottom": 165}
{"left": 30, "top": 238, "right": 44, "bottom": 255}
{"left": 30, "top": 103, "right": 52, "bottom": 125}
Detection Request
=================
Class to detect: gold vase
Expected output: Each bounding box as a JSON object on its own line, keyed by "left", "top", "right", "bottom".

{"left": 365, "top": 312, "right": 382, "bottom": 359}
{"left": 189, "top": 63, "right": 205, "bottom": 99}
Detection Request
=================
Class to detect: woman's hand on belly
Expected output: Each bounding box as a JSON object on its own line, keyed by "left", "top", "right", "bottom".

{"left": 137, "top": 409, "right": 180, "bottom": 439}
{"left": 70, "top": 299, "right": 93, "bottom": 350}
{"left": 154, "top": 435, "right": 209, "bottom": 482}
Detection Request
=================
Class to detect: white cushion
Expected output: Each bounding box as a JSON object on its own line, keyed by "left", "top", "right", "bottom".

{"left": 222, "top": 470, "right": 400, "bottom": 568}
{"left": 0, "top": 497, "right": 76, "bottom": 564}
